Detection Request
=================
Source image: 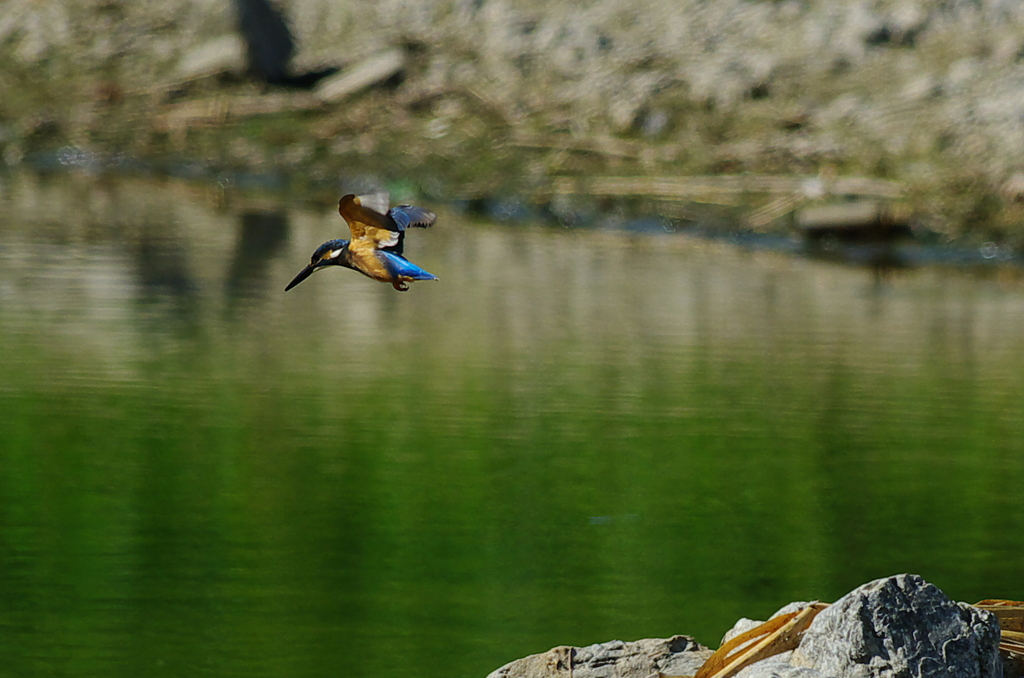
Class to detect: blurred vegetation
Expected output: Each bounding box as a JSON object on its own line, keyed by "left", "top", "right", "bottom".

{"left": 2, "top": 0, "right": 1024, "bottom": 240}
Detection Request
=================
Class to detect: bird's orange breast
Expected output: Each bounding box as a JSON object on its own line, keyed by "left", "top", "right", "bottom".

{"left": 346, "top": 240, "right": 393, "bottom": 282}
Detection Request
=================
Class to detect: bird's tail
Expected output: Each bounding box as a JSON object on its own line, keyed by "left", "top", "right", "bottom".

{"left": 380, "top": 251, "right": 438, "bottom": 281}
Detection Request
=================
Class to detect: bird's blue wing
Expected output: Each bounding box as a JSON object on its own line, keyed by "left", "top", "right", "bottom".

{"left": 388, "top": 205, "right": 437, "bottom": 231}
{"left": 381, "top": 206, "right": 436, "bottom": 256}
{"left": 379, "top": 251, "right": 438, "bottom": 281}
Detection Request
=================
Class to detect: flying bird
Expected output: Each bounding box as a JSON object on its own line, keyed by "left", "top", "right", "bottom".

{"left": 285, "top": 193, "right": 438, "bottom": 292}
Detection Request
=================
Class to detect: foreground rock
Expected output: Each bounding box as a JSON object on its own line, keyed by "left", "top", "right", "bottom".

{"left": 487, "top": 635, "right": 712, "bottom": 678}
{"left": 489, "top": 575, "right": 1005, "bottom": 678}
{"left": 791, "top": 574, "right": 1001, "bottom": 678}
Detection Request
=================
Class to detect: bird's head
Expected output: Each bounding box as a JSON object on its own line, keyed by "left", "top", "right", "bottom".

{"left": 284, "top": 239, "right": 350, "bottom": 291}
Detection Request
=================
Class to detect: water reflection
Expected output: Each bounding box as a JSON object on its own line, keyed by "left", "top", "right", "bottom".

{"left": 133, "top": 234, "right": 198, "bottom": 300}
{"left": 1, "top": 171, "right": 1024, "bottom": 678}
{"left": 225, "top": 210, "right": 290, "bottom": 303}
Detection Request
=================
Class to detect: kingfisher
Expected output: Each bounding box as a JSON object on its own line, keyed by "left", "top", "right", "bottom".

{"left": 285, "top": 193, "right": 438, "bottom": 292}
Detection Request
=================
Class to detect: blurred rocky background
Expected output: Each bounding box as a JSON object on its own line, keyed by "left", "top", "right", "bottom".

{"left": 2, "top": 0, "right": 1024, "bottom": 240}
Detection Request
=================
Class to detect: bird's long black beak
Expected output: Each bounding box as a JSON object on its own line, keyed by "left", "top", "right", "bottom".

{"left": 284, "top": 264, "right": 319, "bottom": 291}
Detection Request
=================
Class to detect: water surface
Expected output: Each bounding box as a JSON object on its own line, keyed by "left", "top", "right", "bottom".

{"left": 1, "top": 171, "right": 1023, "bottom": 678}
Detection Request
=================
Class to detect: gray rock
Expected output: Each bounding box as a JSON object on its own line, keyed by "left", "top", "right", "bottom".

{"left": 902, "top": 75, "right": 942, "bottom": 102}
{"left": 737, "top": 657, "right": 828, "bottom": 678}
{"left": 486, "top": 635, "right": 712, "bottom": 678}
{"left": 720, "top": 602, "right": 827, "bottom": 678}
{"left": 722, "top": 601, "right": 820, "bottom": 645}
{"left": 724, "top": 618, "right": 771, "bottom": 645}
{"left": 176, "top": 35, "right": 247, "bottom": 82}
{"left": 792, "top": 574, "right": 1002, "bottom": 678}
{"left": 313, "top": 49, "right": 405, "bottom": 103}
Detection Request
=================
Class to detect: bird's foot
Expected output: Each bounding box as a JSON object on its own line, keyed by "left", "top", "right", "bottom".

{"left": 392, "top": 280, "right": 409, "bottom": 291}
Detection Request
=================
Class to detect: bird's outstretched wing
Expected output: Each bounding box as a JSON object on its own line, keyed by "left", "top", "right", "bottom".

{"left": 338, "top": 194, "right": 401, "bottom": 249}
{"left": 357, "top": 191, "right": 391, "bottom": 215}
{"left": 384, "top": 204, "right": 436, "bottom": 256}
{"left": 388, "top": 205, "right": 437, "bottom": 230}
{"left": 339, "top": 194, "right": 438, "bottom": 256}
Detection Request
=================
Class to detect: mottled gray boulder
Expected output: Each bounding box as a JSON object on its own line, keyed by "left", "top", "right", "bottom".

{"left": 313, "top": 49, "right": 405, "bottom": 103}
{"left": 485, "top": 575, "right": 1004, "bottom": 678}
{"left": 176, "top": 36, "right": 247, "bottom": 82}
{"left": 723, "top": 601, "right": 820, "bottom": 645}
{"left": 486, "top": 635, "right": 712, "bottom": 678}
{"left": 725, "top": 601, "right": 830, "bottom": 678}
{"left": 792, "top": 574, "right": 1002, "bottom": 678}
{"left": 738, "top": 659, "right": 829, "bottom": 678}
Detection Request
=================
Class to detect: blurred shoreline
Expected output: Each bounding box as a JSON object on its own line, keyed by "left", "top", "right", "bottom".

{"left": 2, "top": 0, "right": 1024, "bottom": 242}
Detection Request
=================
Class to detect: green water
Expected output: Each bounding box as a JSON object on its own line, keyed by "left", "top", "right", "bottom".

{"left": 1, "top": 172, "right": 1023, "bottom": 677}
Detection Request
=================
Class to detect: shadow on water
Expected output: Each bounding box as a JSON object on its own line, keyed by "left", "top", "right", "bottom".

{"left": 132, "top": 235, "right": 199, "bottom": 305}
{"left": 224, "top": 210, "right": 291, "bottom": 305}
{"left": 1, "top": 171, "right": 1024, "bottom": 678}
